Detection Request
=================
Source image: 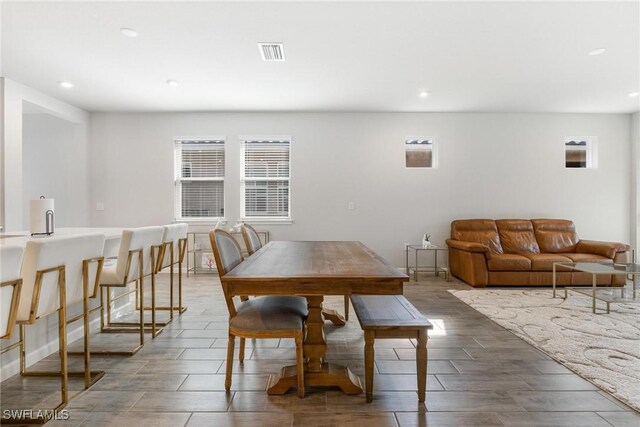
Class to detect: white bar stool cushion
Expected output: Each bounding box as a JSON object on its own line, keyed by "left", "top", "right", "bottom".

{"left": 160, "top": 223, "right": 188, "bottom": 269}
{"left": 18, "top": 234, "right": 105, "bottom": 323}
{"left": 101, "top": 226, "right": 164, "bottom": 286}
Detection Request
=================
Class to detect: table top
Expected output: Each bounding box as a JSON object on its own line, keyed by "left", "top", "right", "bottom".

{"left": 570, "top": 285, "right": 640, "bottom": 304}
{"left": 223, "top": 241, "right": 408, "bottom": 296}
{"left": 407, "top": 244, "right": 445, "bottom": 250}
{"left": 556, "top": 262, "right": 640, "bottom": 275}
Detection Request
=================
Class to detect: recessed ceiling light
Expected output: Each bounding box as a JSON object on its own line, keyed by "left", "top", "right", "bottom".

{"left": 588, "top": 48, "right": 606, "bottom": 56}
{"left": 120, "top": 27, "right": 138, "bottom": 38}
{"left": 166, "top": 79, "right": 179, "bottom": 87}
{"left": 58, "top": 81, "right": 74, "bottom": 89}
{"left": 419, "top": 91, "right": 429, "bottom": 98}
{"left": 628, "top": 92, "right": 640, "bottom": 98}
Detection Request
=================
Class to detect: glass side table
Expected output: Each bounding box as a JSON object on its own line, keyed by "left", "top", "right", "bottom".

{"left": 405, "top": 244, "right": 450, "bottom": 282}
{"left": 186, "top": 230, "right": 270, "bottom": 276}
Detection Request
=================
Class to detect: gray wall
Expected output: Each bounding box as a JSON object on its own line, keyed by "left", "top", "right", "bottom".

{"left": 22, "top": 113, "right": 90, "bottom": 229}
{"left": 1, "top": 78, "right": 90, "bottom": 232}
{"left": 89, "top": 112, "right": 632, "bottom": 267}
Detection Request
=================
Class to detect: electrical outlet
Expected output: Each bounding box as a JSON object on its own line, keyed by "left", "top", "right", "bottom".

{"left": 96, "top": 202, "right": 105, "bottom": 211}
{"left": 347, "top": 202, "right": 355, "bottom": 210}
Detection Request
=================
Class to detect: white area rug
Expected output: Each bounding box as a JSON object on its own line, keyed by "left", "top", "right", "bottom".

{"left": 450, "top": 288, "right": 640, "bottom": 411}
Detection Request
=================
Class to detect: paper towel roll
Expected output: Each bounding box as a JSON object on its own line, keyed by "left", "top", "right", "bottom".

{"left": 30, "top": 198, "right": 55, "bottom": 235}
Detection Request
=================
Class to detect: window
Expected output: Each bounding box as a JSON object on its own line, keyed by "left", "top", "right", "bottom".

{"left": 406, "top": 137, "right": 437, "bottom": 168}
{"left": 241, "top": 137, "right": 291, "bottom": 220}
{"left": 174, "top": 138, "right": 225, "bottom": 220}
{"left": 565, "top": 137, "right": 597, "bottom": 169}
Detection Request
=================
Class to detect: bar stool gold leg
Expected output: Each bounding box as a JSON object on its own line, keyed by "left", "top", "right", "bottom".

{"left": 18, "top": 267, "right": 71, "bottom": 413}
{"left": 142, "top": 239, "right": 188, "bottom": 316}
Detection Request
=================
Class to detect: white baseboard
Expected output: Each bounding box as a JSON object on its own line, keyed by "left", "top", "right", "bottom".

{"left": 0, "top": 303, "right": 132, "bottom": 381}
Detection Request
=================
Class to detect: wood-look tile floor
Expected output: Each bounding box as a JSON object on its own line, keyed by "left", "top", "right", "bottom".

{"left": 2, "top": 274, "right": 639, "bottom": 427}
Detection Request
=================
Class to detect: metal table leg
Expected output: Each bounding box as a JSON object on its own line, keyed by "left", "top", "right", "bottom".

{"left": 592, "top": 273, "right": 597, "bottom": 314}
{"left": 405, "top": 246, "right": 409, "bottom": 280}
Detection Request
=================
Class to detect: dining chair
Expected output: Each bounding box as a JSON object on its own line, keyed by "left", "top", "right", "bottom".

{"left": 210, "top": 229, "right": 308, "bottom": 397}
{"left": 153, "top": 223, "right": 189, "bottom": 317}
{"left": 11, "top": 234, "right": 105, "bottom": 411}
{"left": 240, "top": 223, "right": 263, "bottom": 256}
{"left": 98, "top": 226, "right": 164, "bottom": 354}
{"left": 241, "top": 223, "right": 351, "bottom": 321}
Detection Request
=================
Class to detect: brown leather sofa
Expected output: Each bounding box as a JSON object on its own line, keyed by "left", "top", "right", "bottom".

{"left": 446, "top": 219, "right": 630, "bottom": 287}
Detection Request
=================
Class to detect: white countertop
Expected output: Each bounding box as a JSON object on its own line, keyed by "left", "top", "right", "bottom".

{"left": 0, "top": 227, "right": 123, "bottom": 256}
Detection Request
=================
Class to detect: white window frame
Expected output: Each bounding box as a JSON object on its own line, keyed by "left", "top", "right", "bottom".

{"left": 174, "top": 136, "right": 226, "bottom": 222}
{"left": 564, "top": 136, "right": 598, "bottom": 169}
{"left": 405, "top": 136, "right": 438, "bottom": 169}
{"left": 240, "top": 135, "right": 293, "bottom": 223}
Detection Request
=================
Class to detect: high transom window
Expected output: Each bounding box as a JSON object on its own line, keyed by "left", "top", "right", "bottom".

{"left": 406, "top": 137, "right": 437, "bottom": 168}
{"left": 565, "top": 137, "right": 597, "bottom": 169}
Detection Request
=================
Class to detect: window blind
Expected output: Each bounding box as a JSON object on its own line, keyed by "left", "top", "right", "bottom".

{"left": 175, "top": 139, "right": 225, "bottom": 219}
{"left": 241, "top": 139, "right": 291, "bottom": 219}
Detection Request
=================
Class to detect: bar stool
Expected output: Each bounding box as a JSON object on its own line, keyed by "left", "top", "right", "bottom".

{"left": 1, "top": 245, "right": 23, "bottom": 341}
{"left": 0, "top": 245, "right": 24, "bottom": 424}
{"left": 98, "top": 226, "right": 164, "bottom": 355}
{"left": 12, "top": 234, "right": 105, "bottom": 412}
{"left": 152, "top": 223, "right": 188, "bottom": 318}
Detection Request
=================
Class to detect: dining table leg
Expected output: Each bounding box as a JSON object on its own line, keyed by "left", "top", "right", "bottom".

{"left": 304, "top": 296, "right": 327, "bottom": 371}
{"left": 267, "top": 295, "right": 363, "bottom": 396}
{"left": 321, "top": 307, "right": 346, "bottom": 326}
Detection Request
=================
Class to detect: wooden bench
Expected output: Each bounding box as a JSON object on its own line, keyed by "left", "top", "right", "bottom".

{"left": 350, "top": 295, "right": 433, "bottom": 403}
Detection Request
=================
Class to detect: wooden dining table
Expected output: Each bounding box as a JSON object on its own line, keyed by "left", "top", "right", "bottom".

{"left": 222, "top": 240, "right": 409, "bottom": 395}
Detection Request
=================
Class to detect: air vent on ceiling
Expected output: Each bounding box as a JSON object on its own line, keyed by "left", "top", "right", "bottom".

{"left": 258, "top": 43, "right": 285, "bottom": 62}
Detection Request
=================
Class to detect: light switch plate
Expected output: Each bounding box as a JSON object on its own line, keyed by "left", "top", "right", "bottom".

{"left": 96, "top": 202, "right": 105, "bottom": 211}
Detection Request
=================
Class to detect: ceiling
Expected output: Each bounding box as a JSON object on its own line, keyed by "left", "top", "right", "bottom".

{"left": 2, "top": 1, "right": 639, "bottom": 113}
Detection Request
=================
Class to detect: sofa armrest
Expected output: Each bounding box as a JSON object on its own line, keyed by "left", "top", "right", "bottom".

{"left": 576, "top": 240, "right": 631, "bottom": 259}
{"left": 446, "top": 239, "right": 490, "bottom": 258}
{"left": 447, "top": 242, "right": 489, "bottom": 287}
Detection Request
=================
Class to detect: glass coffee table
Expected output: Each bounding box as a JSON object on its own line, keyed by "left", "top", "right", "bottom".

{"left": 553, "top": 262, "right": 640, "bottom": 314}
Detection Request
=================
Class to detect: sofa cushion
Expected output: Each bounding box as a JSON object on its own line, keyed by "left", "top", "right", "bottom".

{"left": 487, "top": 254, "right": 531, "bottom": 271}
{"left": 559, "top": 253, "right": 611, "bottom": 263}
{"left": 487, "top": 271, "right": 573, "bottom": 286}
{"left": 531, "top": 219, "right": 578, "bottom": 253}
{"left": 522, "top": 253, "right": 572, "bottom": 271}
{"left": 496, "top": 219, "right": 540, "bottom": 254}
{"left": 451, "top": 219, "right": 503, "bottom": 254}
